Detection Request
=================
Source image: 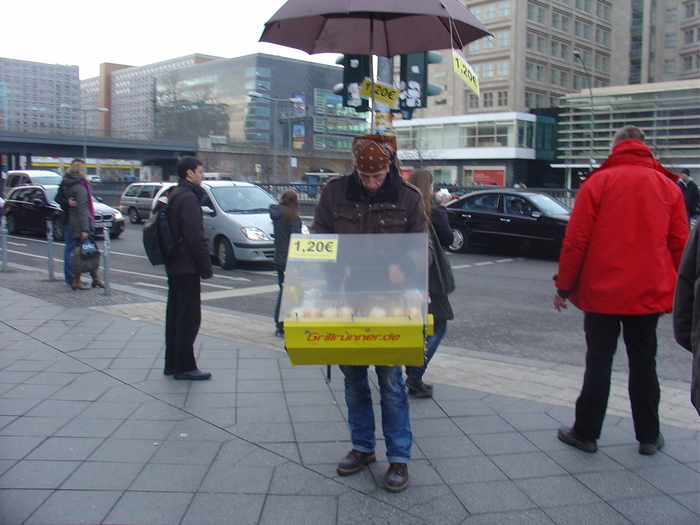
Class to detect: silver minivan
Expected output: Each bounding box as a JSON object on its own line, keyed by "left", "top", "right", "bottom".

{"left": 119, "top": 182, "right": 164, "bottom": 224}
{"left": 3, "top": 170, "right": 63, "bottom": 197}
{"left": 200, "top": 181, "right": 278, "bottom": 269}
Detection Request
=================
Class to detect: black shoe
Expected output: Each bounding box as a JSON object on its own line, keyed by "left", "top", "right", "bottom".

{"left": 336, "top": 449, "right": 376, "bottom": 476}
{"left": 639, "top": 433, "right": 665, "bottom": 455}
{"left": 557, "top": 427, "right": 597, "bottom": 453}
{"left": 385, "top": 462, "right": 409, "bottom": 493}
{"left": 406, "top": 378, "right": 433, "bottom": 397}
{"left": 173, "top": 369, "right": 212, "bottom": 381}
{"left": 164, "top": 368, "right": 174, "bottom": 376}
{"left": 275, "top": 330, "right": 284, "bottom": 338}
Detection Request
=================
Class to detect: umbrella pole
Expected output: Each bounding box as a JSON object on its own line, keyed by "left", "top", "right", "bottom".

{"left": 369, "top": 15, "right": 375, "bottom": 131}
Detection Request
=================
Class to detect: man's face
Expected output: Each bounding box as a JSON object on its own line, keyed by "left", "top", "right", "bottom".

{"left": 187, "top": 165, "right": 205, "bottom": 186}
{"left": 682, "top": 172, "right": 690, "bottom": 181}
{"left": 357, "top": 167, "right": 389, "bottom": 195}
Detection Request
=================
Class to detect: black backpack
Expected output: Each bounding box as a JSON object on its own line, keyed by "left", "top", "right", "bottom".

{"left": 142, "top": 190, "right": 183, "bottom": 266}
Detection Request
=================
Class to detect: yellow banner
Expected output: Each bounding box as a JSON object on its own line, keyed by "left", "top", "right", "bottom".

{"left": 452, "top": 51, "right": 480, "bottom": 97}
{"left": 359, "top": 78, "right": 399, "bottom": 107}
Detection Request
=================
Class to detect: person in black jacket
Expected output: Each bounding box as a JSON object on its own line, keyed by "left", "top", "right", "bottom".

{"left": 164, "top": 156, "right": 214, "bottom": 380}
{"left": 405, "top": 169, "right": 454, "bottom": 397}
{"left": 678, "top": 169, "right": 700, "bottom": 224}
{"left": 270, "top": 189, "right": 302, "bottom": 337}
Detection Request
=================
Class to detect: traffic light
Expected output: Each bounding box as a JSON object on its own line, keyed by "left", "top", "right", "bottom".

{"left": 399, "top": 51, "right": 444, "bottom": 114}
{"left": 335, "top": 54, "right": 370, "bottom": 112}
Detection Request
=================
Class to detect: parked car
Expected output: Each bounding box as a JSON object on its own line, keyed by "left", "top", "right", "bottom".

{"left": 445, "top": 189, "right": 570, "bottom": 254}
{"left": 119, "top": 182, "right": 165, "bottom": 224}
{"left": 87, "top": 175, "right": 102, "bottom": 183}
{"left": 3, "top": 185, "right": 125, "bottom": 241}
{"left": 3, "top": 170, "right": 62, "bottom": 197}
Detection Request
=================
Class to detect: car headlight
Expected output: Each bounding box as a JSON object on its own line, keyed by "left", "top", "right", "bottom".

{"left": 241, "top": 227, "right": 270, "bottom": 241}
{"left": 113, "top": 211, "right": 123, "bottom": 220}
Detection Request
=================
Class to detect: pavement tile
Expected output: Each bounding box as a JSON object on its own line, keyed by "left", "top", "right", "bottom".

{"left": 609, "top": 494, "right": 700, "bottom": 524}
{"left": 199, "top": 463, "right": 275, "bottom": 493}
{"left": 469, "top": 431, "right": 541, "bottom": 455}
{"left": 61, "top": 460, "right": 144, "bottom": 490}
{"left": 181, "top": 493, "right": 265, "bottom": 525}
{"left": 574, "top": 470, "right": 664, "bottom": 501}
{"left": 431, "top": 456, "right": 508, "bottom": 485}
{"left": 452, "top": 479, "right": 537, "bottom": 514}
{"left": 0, "top": 436, "right": 45, "bottom": 460}
{"left": 514, "top": 475, "right": 603, "bottom": 508}
{"left": 102, "top": 491, "right": 192, "bottom": 525}
{"left": 0, "top": 489, "right": 52, "bottom": 525}
{"left": 25, "top": 436, "right": 103, "bottom": 461}
{"left": 542, "top": 503, "right": 631, "bottom": 525}
{"left": 259, "top": 494, "right": 339, "bottom": 525}
{"left": 130, "top": 462, "right": 209, "bottom": 491}
{"left": 490, "top": 452, "right": 569, "bottom": 479}
{"left": 413, "top": 434, "right": 482, "bottom": 458}
{"left": 0, "top": 460, "right": 81, "bottom": 489}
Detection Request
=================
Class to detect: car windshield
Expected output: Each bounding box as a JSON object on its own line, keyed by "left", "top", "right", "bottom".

{"left": 210, "top": 186, "right": 276, "bottom": 213}
{"left": 45, "top": 187, "right": 59, "bottom": 203}
{"left": 527, "top": 194, "right": 570, "bottom": 215}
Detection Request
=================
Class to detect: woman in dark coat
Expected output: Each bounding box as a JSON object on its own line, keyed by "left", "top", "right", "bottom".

{"left": 270, "top": 189, "right": 302, "bottom": 336}
{"left": 405, "top": 169, "right": 454, "bottom": 397}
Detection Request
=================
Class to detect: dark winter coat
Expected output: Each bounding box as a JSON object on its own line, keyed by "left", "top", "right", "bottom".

{"left": 62, "top": 171, "right": 93, "bottom": 239}
{"left": 270, "top": 204, "right": 302, "bottom": 267}
{"left": 165, "top": 179, "right": 213, "bottom": 279}
{"left": 679, "top": 178, "right": 700, "bottom": 218}
{"left": 429, "top": 204, "right": 454, "bottom": 323}
{"left": 673, "top": 222, "right": 700, "bottom": 415}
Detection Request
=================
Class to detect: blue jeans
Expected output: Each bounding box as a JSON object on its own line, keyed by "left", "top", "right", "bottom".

{"left": 339, "top": 365, "right": 412, "bottom": 463}
{"left": 406, "top": 320, "right": 448, "bottom": 382}
{"left": 63, "top": 225, "right": 76, "bottom": 283}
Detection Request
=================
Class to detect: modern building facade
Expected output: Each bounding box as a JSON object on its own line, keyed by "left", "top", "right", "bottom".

{"left": 555, "top": 79, "right": 700, "bottom": 187}
{"left": 0, "top": 57, "right": 80, "bottom": 135}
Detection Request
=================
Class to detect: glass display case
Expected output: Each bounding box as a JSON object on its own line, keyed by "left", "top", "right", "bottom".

{"left": 280, "top": 232, "right": 433, "bottom": 366}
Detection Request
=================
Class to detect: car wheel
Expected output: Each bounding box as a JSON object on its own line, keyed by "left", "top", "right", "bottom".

{"left": 110, "top": 232, "right": 121, "bottom": 239}
{"left": 448, "top": 226, "right": 469, "bottom": 253}
{"left": 216, "top": 237, "right": 236, "bottom": 270}
{"left": 128, "top": 207, "right": 142, "bottom": 224}
{"left": 52, "top": 219, "right": 65, "bottom": 242}
{"left": 5, "top": 214, "right": 19, "bottom": 234}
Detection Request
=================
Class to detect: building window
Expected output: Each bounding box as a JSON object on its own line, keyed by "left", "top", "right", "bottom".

{"left": 497, "top": 90, "right": 508, "bottom": 106}
{"left": 484, "top": 4, "right": 496, "bottom": 20}
{"left": 664, "top": 59, "right": 675, "bottom": 73}
{"left": 576, "top": 0, "right": 592, "bottom": 13}
{"left": 497, "top": 30, "right": 510, "bottom": 47}
{"left": 527, "top": 2, "right": 546, "bottom": 23}
{"left": 552, "top": 40, "right": 560, "bottom": 57}
{"left": 596, "top": 28, "right": 611, "bottom": 47}
{"left": 666, "top": 8, "right": 677, "bottom": 22}
{"left": 685, "top": 30, "right": 694, "bottom": 45}
{"left": 468, "top": 39, "right": 481, "bottom": 52}
{"left": 526, "top": 62, "right": 535, "bottom": 79}
{"left": 482, "top": 62, "right": 495, "bottom": 78}
{"left": 468, "top": 94, "right": 479, "bottom": 109}
{"left": 560, "top": 71, "right": 569, "bottom": 87}
{"left": 551, "top": 68, "right": 560, "bottom": 85}
{"left": 596, "top": 2, "right": 611, "bottom": 21}
{"left": 575, "top": 20, "right": 592, "bottom": 40}
{"left": 595, "top": 54, "right": 610, "bottom": 72}
{"left": 483, "top": 37, "right": 496, "bottom": 50}
{"left": 498, "top": 1, "right": 511, "bottom": 17}
{"left": 483, "top": 92, "right": 494, "bottom": 107}
{"left": 666, "top": 34, "right": 677, "bottom": 48}
{"left": 497, "top": 60, "right": 509, "bottom": 76}
{"left": 686, "top": 3, "right": 696, "bottom": 18}
{"left": 525, "top": 91, "right": 533, "bottom": 108}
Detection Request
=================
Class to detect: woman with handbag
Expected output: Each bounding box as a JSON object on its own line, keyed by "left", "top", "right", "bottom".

{"left": 63, "top": 158, "right": 104, "bottom": 290}
{"left": 405, "top": 169, "right": 455, "bottom": 397}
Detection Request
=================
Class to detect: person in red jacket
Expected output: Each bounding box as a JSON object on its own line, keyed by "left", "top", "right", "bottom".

{"left": 553, "top": 125, "right": 688, "bottom": 456}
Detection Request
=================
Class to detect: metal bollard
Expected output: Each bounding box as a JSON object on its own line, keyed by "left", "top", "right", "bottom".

{"left": 1, "top": 214, "right": 7, "bottom": 272}
{"left": 103, "top": 226, "right": 111, "bottom": 295}
{"left": 47, "top": 220, "right": 55, "bottom": 281}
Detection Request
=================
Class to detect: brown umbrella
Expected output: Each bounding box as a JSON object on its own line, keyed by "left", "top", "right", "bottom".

{"left": 259, "top": 0, "right": 491, "bottom": 58}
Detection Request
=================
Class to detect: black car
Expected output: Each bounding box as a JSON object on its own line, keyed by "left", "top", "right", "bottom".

{"left": 445, "top": 189, "right": 570, "bottom": 254}
{"left": 2, "top": 185, "right": 125, "bottom": 241}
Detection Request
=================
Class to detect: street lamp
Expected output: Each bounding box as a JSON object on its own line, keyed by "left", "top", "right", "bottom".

{"left": 572, "top": 50, "right": 595, "bottom": 171}
{"left": 61, "top": 105, "right": 109, "bottom": 160}
{"left": 247, "top": 89, "right": 304, "bottom": 184}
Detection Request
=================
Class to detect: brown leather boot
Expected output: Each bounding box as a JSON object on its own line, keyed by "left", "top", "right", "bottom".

{"left": 71, "top": 274, "right": 90, "bottom": 290}
{"left": 90, "top": 270, "right": 105, "bottom": 288}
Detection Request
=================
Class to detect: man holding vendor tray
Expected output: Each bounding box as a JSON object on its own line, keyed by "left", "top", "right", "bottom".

{"left": 311, "top": 133, "right": 431, "bottom": 493}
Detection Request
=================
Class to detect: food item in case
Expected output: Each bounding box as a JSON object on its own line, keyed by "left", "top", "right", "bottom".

{"left": 322, "top": 306, "right": 338, "bottom": 318}
{"left": 369, "top": 307, "right": 388, "bottom": 317}
{"left": 305, "top": 307, "right": 322, "bottom": 317}
{"left": 338, "top": 306, "right": 354, "bottom": 317}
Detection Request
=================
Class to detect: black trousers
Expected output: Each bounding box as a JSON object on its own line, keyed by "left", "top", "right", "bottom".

{"left": 573, "top": 312, "right": 661, "bottom": 443}
{"left": 165, "top": 274, "right": 202, "bottom": 373}
{"left": 273, "top": 264, "right": 285, "bottom": 332}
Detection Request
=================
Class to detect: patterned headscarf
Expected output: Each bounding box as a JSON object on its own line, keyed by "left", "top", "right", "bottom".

{"left": 352, "top": 134, "right": 397, "bottom": 173}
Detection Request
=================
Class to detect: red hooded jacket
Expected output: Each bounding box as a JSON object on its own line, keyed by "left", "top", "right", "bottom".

{"left": 555, "top": 139, "right": 688, "bottom": 315}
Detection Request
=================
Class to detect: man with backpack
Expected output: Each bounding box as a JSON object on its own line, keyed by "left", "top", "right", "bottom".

{"left": 164, "top": 156, "right": 213, "bottom": 380}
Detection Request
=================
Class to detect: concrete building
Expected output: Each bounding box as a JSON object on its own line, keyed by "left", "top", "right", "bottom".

{"left": 0, "top": 57, "right": 80, "bottom": 135}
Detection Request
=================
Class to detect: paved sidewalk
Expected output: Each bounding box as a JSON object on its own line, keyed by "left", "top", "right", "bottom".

{"left": 0, "top": 267, "right": 698, "bottom": 524}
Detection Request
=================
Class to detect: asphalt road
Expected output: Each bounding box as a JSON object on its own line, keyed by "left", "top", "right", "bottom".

{"left": 1, "top": 220, "right": 693, "bottom": 384}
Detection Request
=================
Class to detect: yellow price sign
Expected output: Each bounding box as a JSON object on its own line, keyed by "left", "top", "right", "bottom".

{"left": 359, "top": 78, "right": 399, "bottom": 107}
{"left": 452, "top": 51, "right": 480, "bottom": 97}
{"left": 288, "top": 234, "right": 339, "bottom": 261}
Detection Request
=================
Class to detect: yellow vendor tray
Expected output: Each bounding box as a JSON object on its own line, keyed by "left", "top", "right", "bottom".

{"left": 284, "top": 314, "right": 434, "bottom": 366}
